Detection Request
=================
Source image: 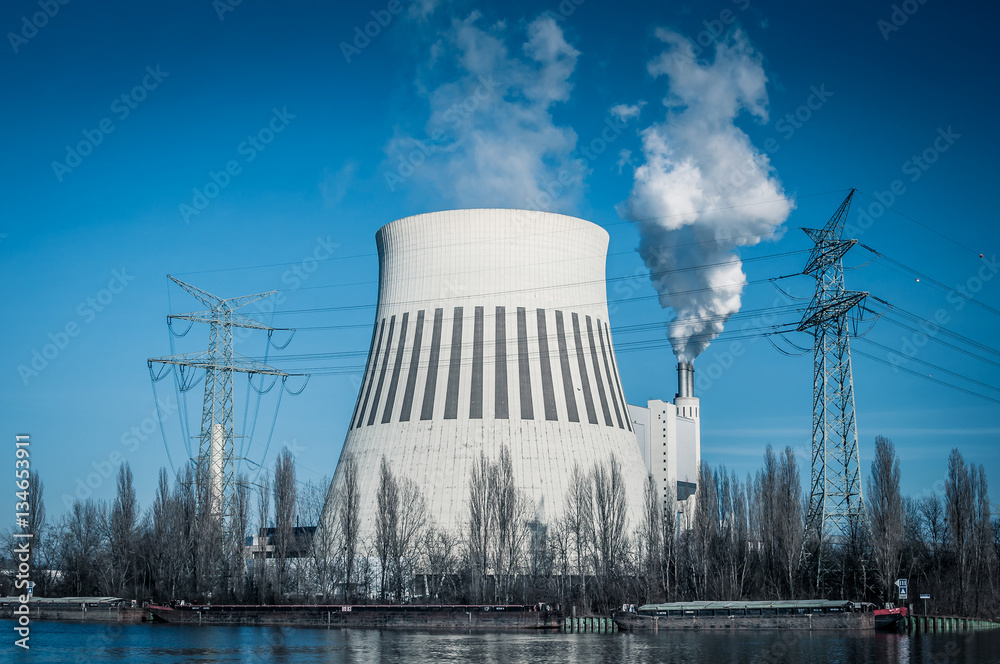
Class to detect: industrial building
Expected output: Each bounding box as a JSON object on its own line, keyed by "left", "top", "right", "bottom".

{"left": 628, "top": 362, "right": 701, "bottom": 523}
{"left": 320, "top": 209, "right": 699, "bottom": 541}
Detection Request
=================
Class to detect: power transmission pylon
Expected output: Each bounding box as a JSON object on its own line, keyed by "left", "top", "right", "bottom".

{"left": 148, "top": 276, "right": 296, "bottom": 544}
{"left": 798, "top": 190, "right": 871, "bottom": 578}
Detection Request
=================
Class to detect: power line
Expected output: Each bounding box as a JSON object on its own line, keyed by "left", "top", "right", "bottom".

{"left": 854, "top": 338, "right": 1000, "bottom": 394}
{"left": 853, "top": 348, "right": 1000, "bottom": 405}
{"left": 860, "top": 244, "right": 1000, "bottom": 318}
{"left": 170, "top": 190, "right": 846, "bottom": 278}
{"left": 853, "top": 189, "right": 982, "bottom": 257}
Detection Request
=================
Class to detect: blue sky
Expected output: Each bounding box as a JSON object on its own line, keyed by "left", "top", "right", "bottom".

{"left": 2, "top": 0, "right": 998, "bottom": 517}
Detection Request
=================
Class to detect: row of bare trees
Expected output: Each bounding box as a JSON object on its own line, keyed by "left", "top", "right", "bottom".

{"left": 4, "top": 440, "right": 997, "bottom": 618}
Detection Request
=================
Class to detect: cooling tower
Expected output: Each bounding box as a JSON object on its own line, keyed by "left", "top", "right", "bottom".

{"left": 322, "top": 209, "right": 650, "bottom": 540}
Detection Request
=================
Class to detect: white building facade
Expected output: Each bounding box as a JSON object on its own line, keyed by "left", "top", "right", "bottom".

{"left": 627, "top": 362, "right": 701, "bottom": 522}
{"left": 321, "top": 209, "right": 652, "bottom": 541}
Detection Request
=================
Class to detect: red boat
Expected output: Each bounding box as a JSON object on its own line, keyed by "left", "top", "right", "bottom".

{"left": 874, "top": 605, "right": 908, "bottom": 630}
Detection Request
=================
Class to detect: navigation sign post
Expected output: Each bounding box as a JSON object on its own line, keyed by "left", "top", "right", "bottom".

{"left": 920, "top": 593, "right": 930, "bottom": 615}
{"left": 895, "top": 578, "right": 908, "bottom": 601}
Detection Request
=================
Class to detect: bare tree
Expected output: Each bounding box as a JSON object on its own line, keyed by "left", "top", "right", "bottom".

{"left": 467, "top": 452, "right": 492, "bottom": 602}
{"left": 424, "top": 524, "right": 459, "bottom": 602}
{"left": 775, "top": 447, "right": 803, "bottom": 598}
{"left": 660, "top": 480, "right": 677, "bottom": 601}
{"left": 230, "top": 473, "right": 251, "bottom": 600}
{"left": 691, "top": 461, "right": 719, "bottom": 598}
{"left": 58, "top": 499, "right": 105, "bottom": 596}
{"left": 374, "top": 457, "right": 399, "bottom": 601}
{"left": 638, "top": 473, "right": 663, "bottom": 604}
{"left": 563, "top": 463, "right": 593, "bottom": 608}
{"left": 489, "top": 446, "right": 529, "bottom": 603}
{"left": 339, "top": 458, "right": 361, "bottom": 603}
{"left": 393, "top": 477, "right": 428, "bottom": 601}
{"left": 273, "top": 448, "right": 297, "bottom": 599}
{"left": 868, "top": 435, "right": 903, "bottom": 602}
{"left": 25, "top": 472, "right": 47, "bottom": 594}
{"left": 106, "top": 462, "right": 138, "bottom": 596}
{"left": 592, "top": 455, "right": 628, "bottom": 608}
{"left": 945, "top": 448, "right": 973, "bottom": 614}
{"left": 255, "top": 474, "right": 271, "bottom": 603}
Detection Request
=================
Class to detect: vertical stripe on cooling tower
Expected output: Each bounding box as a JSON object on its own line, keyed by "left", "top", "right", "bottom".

{"left": 381, "top": 313, "right": 409, "bottom": 424}
{"left": 587, "top": 315, "right": 613, "bottom": 426}
{"left": 605, "top": 321, "right": 633, "bottom": 432}
{"left": 355, "top": 318, "right": 386, "bottom": 428}
{"left": 572, "top": 313, "right": 598, "bottom": 425}
{"left": 367, "top": 315, "right": 396, "bottom": 426}
{"left": 399, "top": 310, "right": 425, "bottom": 422}
{"left": 516, "top": 307, "right": 533, "bottom": 420}
{"left": 598, "top": 320, "right": 625, "bottom": 429}
{"left": 554, "top": 311, "right": 579, "bottom": 423}
{"left": 420, "top": 308, "right": 444, "bottom": 421}
{"left": 444, "top": 307, "right": 464, "bottom": 420}
{"left": 470, "top": 306, "right": 484, "bottom": 419}
{"left": 495, "top": 306, "right": 509, "bottom": 419}
{"left": 349, "top": 318, "right": 381, "bottom": 428}
{"left": 536, "top": 309, "right": 558, "bottom": 421}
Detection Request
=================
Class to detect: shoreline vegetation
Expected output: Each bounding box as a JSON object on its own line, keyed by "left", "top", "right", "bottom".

{"left": 2, "top": 438, "right": 997, "bottom": 622}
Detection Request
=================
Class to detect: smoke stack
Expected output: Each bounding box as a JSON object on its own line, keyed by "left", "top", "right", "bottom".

{"left": 676, "top": 361, "right": 694, "bottom": 399}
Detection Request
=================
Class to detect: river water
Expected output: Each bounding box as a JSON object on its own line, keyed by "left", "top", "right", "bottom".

{"left": 7, "top": 621, "right": 1000, "bottom": 663}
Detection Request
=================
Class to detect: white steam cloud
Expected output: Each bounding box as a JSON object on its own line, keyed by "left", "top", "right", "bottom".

{"left": 385, "top": 13, "right": 581, "bottom": 210}
{"left": 618, "top": 29, "right": 793, "bottom": 362}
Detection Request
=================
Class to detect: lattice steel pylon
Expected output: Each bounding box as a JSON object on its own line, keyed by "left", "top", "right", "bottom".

{"left": 148, "top": 276, "right": 294, "bottom": 542}
{"left": 798, "top": 190, "right": 871, "bottom": 575}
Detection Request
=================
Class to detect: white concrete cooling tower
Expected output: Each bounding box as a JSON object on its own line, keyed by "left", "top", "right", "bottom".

{"left": 322, "top": 209, "right": 649, "bottom": 539}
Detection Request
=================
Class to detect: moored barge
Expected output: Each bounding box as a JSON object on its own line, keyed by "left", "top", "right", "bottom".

{"left": 613, "top": 599, "right": 873, "bottom": 631}
{"left": 147, "top": 603, "right": 561, "bottom": 630}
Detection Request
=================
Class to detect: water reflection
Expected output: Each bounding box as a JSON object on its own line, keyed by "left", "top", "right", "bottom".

{"left": 12, "top": 621, "right": 1000, "bottom": 663}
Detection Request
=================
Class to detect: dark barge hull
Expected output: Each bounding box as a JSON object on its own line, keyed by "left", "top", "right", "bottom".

{"left": 613, "top": 611, "right": 874, "bottom": 631}
{"left": 147, "top": 604, "right": 560, "bottom": 630}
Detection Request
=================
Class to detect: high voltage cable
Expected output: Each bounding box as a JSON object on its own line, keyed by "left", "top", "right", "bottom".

{"left": 853, "top": 348, "right": 1000, "bottom": 406}
{"left": 256, "top": 253, "right": 806, "bottom": 317}
{"left": 172, "top": 190, "right": 846, "bottom": 278}
{"left": 873, "top": 315, "right": 1000, "bottom": 370}
{"left": 870, "top": 301, "right": 1000, "bottom": 358}
{"left": 268, "top": 321, "right": 804, "bottom": 376}
{"left": 860, "top": 244, "right": 1000, "bottom": 318}
{"left": 242, "top": 306, "right": 807, "bottom": 365}
{"left": 855, "top": 338, "right": 1000, "bottom": 394}
{"left": 853, "top": 189, "right": 982, "bottom": 257}
{"left": 281, "top": 276, "right": 792, "bottom": 329}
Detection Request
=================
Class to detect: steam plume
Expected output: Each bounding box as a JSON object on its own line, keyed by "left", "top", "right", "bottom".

{"left": 618, "top": 29, "right": 793, "bottom": 362}
{"left": 386, "top": 13, "right": 581, "bottom": 210}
